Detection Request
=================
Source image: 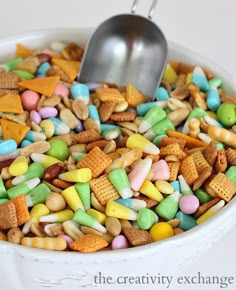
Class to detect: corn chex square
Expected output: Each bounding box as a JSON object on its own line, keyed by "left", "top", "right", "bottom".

{"left": 78, "top": 146, "right": 112, "bottom": 178}
{"left": 89, "top": 174, "right": 120, "bottom": 205}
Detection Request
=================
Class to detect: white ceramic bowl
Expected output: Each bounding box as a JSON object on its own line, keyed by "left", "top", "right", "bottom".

{"left": 0, "top": 28, "right": 236, "bottom": 290}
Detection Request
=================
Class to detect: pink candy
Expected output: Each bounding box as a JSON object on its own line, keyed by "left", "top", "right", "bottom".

{"left": 111, "top": 235, "right": 129, "bottom": 250}
{"left": 21, "top": 90, "right": 40, "bottom": 111}
{"left": 151, "top": 160, "right": 170, "bottom": 181}
{"left": 58, "top": 234, "right": 74, "bottom": 248}
{"left": 53, "top": 83, "right": 70, "bottom": 97}
{"left": 38, "top": 107, "right": 58, "bottom": 119}
{"left": 179, "top": 195, "right": 200, "bottom": 214}
{"left": 30, "top": 110, "right": 41, "bottom": 124}
{"left": 128, "top": 158, "right": 152, "bottom": 191}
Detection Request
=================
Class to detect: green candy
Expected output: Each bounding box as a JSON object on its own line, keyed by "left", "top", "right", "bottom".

{"left": 72, "top": 152, "right": 87, "bottom": 162}
{"left": 12, "top": 70, "right": 34, "bottom": 80}
{"left": 175, "top": 211, "right": 197, "bottom": 230}
{"left": 25, "top": 183, "right": 51, "bottom": 207}
{"left": 164, "top": 107, "right": 172, "bottom": 115}
{"left": 155, "top": 191, "right": 182, "bottom": 221}
{"left": 208, "top": 78, "right": 222, "bottom": 88}
{"left": 75, "top": 182, "right": 91, "bottom": 211}
{"left": 225, "top": 166, "right": 236, "bottom": 184}
{"left": 0, "top": 198, "right": 9, "bottom": 204}
{"left": 4, "top": 58, "right": 23, "bottom": 71}
{"left": 46, "top": 139, "right": 69, "bottom": 161}
{"left": 194, "top": 189, "right": 212, "bottom": 205}
{"left": 137, "top": 208, "right": 158, "bottom": 230}
{"left": 217, "top": 103, "right": 236, "bottom": 127}
{"left": 0, "top": 176, "right": 7, "bottom": 198}
{"left": 153, "top": 134, "right": 167, "bottom": 147}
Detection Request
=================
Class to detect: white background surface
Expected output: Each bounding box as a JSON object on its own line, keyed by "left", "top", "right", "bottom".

{"left": 0, "top": 0, "right": 235, "bottom": 289}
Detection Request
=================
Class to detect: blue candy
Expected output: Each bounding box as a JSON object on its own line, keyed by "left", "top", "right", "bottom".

{"left": 25, "top": 131, "right": 46, "bottom": 142}
{"left": 86, "top": 82, "right": 102, "bottom": 91}
{"left": 100, "top": 124, "right": 119, "bottom": 133}
{"left": 192, "top": 66, "right": 209, "bottom": 92}
{"left": 170, "top": 181, "right": 180, "bottom": 192}
{"left": 70, "top": 83, "right": 90, "bottom": 104}
{"left": 48, "top": 117, "right": 70, "bottom": 135}
{"left": 36, "top": 62, "right": 51, "bottom": 76}
{"left": 21, "top": 139, "right": 32, "bottom": 148}
{"left": 155, "top": 87, "right": 170, "bottom": 101}
{"left": 137, "top": 102, "right": 167, "bottom": 116}
{"left": 0, "top": 139, "right": 17, "bottom": 155}
{"left": 206, "top": 85, "right": 221, "bottom": 111}
{"left": 175, "top": 211, "right": 197, "bottom": 230}
{"left": 88, "top": 105, "right": 101, "bottom": 132}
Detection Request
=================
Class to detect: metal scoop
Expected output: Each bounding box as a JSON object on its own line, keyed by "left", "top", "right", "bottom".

{"left": 78, "top": 0, "right": 168, "bottom": 99}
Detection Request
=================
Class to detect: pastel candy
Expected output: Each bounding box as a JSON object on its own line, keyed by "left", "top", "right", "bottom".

{"left": 138, "top": 106, "right": 166, "bottom": 133}
{"left": 194, "top": 189, "right": 212, "bottom": 204}
{"left": 155, "top": 180, "right": 174, "bottom": 194}
{"left": 208, "top": 78, "right": 222, "bottom": 88}
{"left": 191, "top": 66, "right": 209, "bottom": 92}
{"left": 137, "top": 208, "right": 158, "bottom": 230}
{"left": 88, "top": 105, "right": 101, "bottom": 132}
{"left": 126, "top": 134, "right": 160, "bottom": 155}
{"left": 7, "top": 178, "right": 40, "bottom": 199}
{"left": 38, "top": 107, "right": 58, "bottom": 119}
{"left": 70, "top": 83, "right": 90, "bottom": 104}
{"left": 151, "top": 160, "right": 170, "bottom": 181}
{"left": 0, "top": 139, "right": 17, "bottom": 155}
{"left": 49, "top": 117, "right": 70, "bottom": 135}
{"left": 74, "top": 182, "right": 91, "bottom": 211}
{"left": 155, "top": 191, "right": 182, "bottom": 221}
{"left": 53, "top": 83, "right": 70, "bottom": 97}
{"left": 178, "top": 175, "right": 193, "bottom": 195}
{"left": 0, "top": 176, "right": 7, "bottom": 198}
{"left": 30, "top": 110, "right": 41, "bottom": 124}
{"left": 139, "top": 180, "right": 164, "bottom": 202}
{"left": 21, "top": 90, "right": 40, "bottom": 111}
{"left": 61, "top": 186, "right": 84, "bottom": 211}
{"left": 36, "top": 62, "right": 51, "bottom": 76}
{"left": 175, "top": 211, "right": 197, "bottom": 230}
{"left": 26, "top": 183, "right": 51, "bottom": 207}
{"left": 170, "top": 181, "right": 180, "bottom": 192}
{"left": 115, "top": 198, "right": 146, "bottom": 211}
{"left": 144, "top": 118, "right": 175, "bottom": 141}
{"left": 225, "top": 166, "right": 236, "bottom": 184}
{"left": 206, "top": 85, "right": 221, "bottom": 111}
{"left": 128, "top": 158, "right": 152, "bottom": 191}
{"left": 31, "top": 153, "right": 63, "bottom": 168}
{"left": 163, "top": 64, "right": 178, "bottom": 84}
{"left": 40, "top": 119, "right": 55, "bottom": 138}
{"left": 8, "top": 156, "right": 28, "bottom": 176}
{"left": 111, "top": 235, "right": 129, "bottom": 250}
{"left": 59, "top": 168, "right": 92, "bottom": 183}
{"left": 155, "top": 87, "right": 170, "bottom": 101}
{"left": 179, "top": 195, "right": 200, "bottom": 214}
{"left": 105, "top": 200, "right": 137, "bottom": 221}
{"left": 86, "top": 82, "right": 102, "bottom": 91}
{"left": 73, "top": 208, "right": 106, "bottom": 233}
{"left": 25, "top": 131, "right": 46, "bottom": 142}
{"left": 108, "top": 169, "right": 133, "bottom": 199}
{"left": 12, "top": 162, "right": 45, "bottom": 185}
{"left": 136, "top": 101, "right": 167, "bottom": 116}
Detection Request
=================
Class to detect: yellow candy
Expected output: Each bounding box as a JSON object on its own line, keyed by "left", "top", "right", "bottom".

{"left": 61, "top": 186, "right": 84, "bottom": 211}
{"left": 186, "top": 73, "right": 192, "bottom": 85}
{"left": 59, "top": 168, "right": 92, "bottom": 182}
{"left": 150, "top": 222, "right": 174, "bottom": 241}
{"left": 126, "top": 133, "right": 159, "bottom": 155}
{"left": 40, "top": 119, "right": 55, "bottom": 138}
{"left": 30, "top": 204, "right": 50, "bottom": 222}
{"left": 139, "top": 180, "right": 164, "bottom": 202}
{"left": 40, "top": 209, "right": 74, "bottom": 223}
{"left": 163, "top": 64, "right": 178, "bottom": 84}
{"left": 9, "top": 156, "right": 28, "bottom": 176}
{"left": 31, "top": 153, "right": 63, "bottom": 168}
{"left": 106, "top": 200, "right": 137, "bottom": 221}
{"left": 87, "top": 208, "right": 106, "bottom": 225}
{"left": 155, "top": 180, "right": 174, "bottom": 195}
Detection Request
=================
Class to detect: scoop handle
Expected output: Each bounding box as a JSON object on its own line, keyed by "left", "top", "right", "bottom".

{"left": 131, "top": 0, "right": 158, "bottom": 19}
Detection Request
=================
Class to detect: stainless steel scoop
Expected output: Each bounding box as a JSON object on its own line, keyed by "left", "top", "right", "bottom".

{"left": 78, "top": 0, "right": 168, "bottom": 99}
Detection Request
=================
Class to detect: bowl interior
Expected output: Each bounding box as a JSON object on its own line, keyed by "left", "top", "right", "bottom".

{"left": 0, "top": 28, "right": 235, "bottom": 263}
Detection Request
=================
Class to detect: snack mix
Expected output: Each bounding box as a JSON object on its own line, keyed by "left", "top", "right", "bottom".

{"left": 0, "top": 40, "right": 235, "bottom": 253}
